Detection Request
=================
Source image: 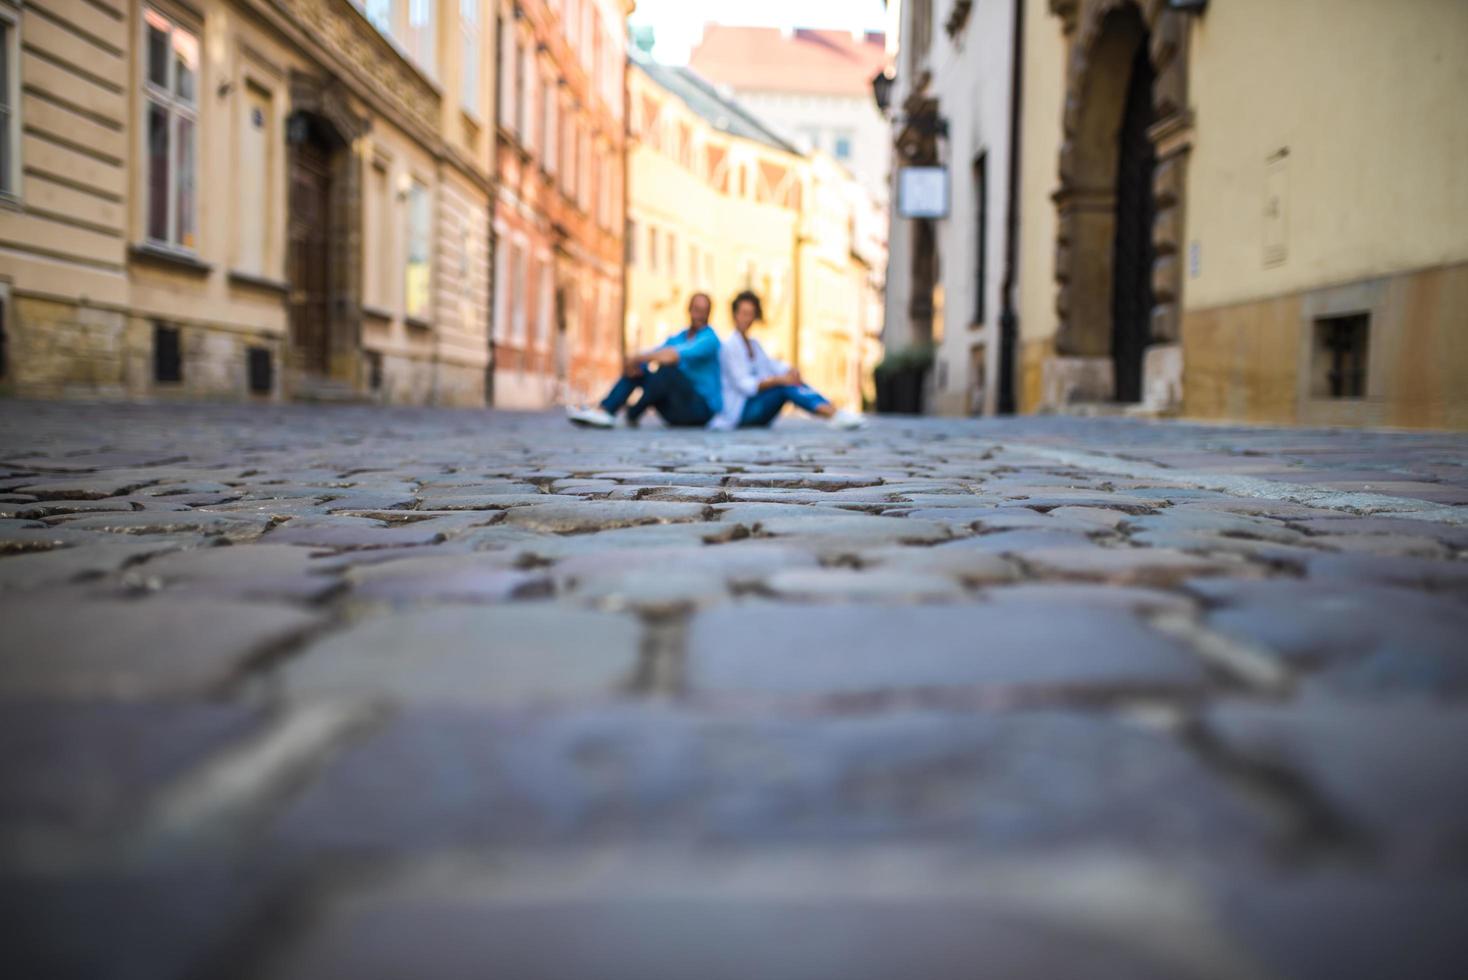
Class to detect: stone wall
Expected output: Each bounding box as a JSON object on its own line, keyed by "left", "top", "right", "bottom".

{"left": 1182, "top": 260, "right": 1468, "bottom": 430}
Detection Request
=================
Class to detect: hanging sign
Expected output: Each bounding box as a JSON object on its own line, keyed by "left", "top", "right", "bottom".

{"left": 897, "top": 166, "right": 950, "bottom": 219}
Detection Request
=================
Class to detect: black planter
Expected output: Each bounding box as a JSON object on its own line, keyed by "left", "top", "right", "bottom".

{"left": 875, "top": 365, "right": 929, "bottom": 414}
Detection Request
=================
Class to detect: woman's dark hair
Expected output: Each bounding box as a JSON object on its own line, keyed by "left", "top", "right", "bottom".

{"left": 731, "top": 290, "right": 764, "bottom": 322}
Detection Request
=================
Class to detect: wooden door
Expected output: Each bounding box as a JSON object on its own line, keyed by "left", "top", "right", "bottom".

{"left": 288, "top": 138, "right": 332, "bottom": 375}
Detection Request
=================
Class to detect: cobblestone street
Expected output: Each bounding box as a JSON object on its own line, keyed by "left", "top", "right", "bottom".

{"left": 2, "top": 400, "right": 1467, "bottom": 979}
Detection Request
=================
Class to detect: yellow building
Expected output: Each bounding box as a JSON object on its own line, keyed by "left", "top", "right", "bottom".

{"left": 1020, "top": 0, "right": 1468, "bottom": 428}
{"left": 0, "top": 0, "right": 496, "bottom": 405}
{"left": 625, "top": 54, "right": 882, "bottom": 412}
{"left": 889, "top": 0, "right": 1465, "bottom": 428}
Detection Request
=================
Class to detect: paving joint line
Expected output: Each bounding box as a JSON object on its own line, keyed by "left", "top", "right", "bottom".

{"left": 1008, "top": 444, "right": 1468, "bottom": 526}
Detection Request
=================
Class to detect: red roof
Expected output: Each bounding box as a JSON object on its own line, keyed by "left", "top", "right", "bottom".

{"left": 689, "top": 26, "right": 890, "bottom": 98}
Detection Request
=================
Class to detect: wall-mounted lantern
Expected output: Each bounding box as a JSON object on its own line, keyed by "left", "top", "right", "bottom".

{"left": 872, "top": 69, "right": 895, "bottom": 113}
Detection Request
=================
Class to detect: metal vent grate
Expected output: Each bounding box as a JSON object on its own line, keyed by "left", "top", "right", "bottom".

{"left": 1312, "top": 313, "right": 1370, "bottom": 399}
{"left": 247, "top": 346, "right": 273, "bottom": 394}
{"left": 153, "top": 323, "right": 182, "bottom": 384}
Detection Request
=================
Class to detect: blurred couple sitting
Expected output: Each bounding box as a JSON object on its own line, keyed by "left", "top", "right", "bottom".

{"left": 567, "top": 291, "right": 864, "bottom": 431}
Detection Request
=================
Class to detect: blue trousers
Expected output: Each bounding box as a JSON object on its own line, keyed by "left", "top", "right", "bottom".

{"left": 739, "top": 385, "right": 831, "bottom": 427}
{"left": 599, "top": 366, "right": 714, "bottom": 427}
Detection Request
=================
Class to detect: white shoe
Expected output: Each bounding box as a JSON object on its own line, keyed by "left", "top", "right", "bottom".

{"left": 830, "top": 409, "right": 866, "bottom": 431}
{"left": 567, "top": 406, "right": 615, "bottom": 429}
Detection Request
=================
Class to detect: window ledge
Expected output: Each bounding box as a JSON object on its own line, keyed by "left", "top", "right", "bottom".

{"left": 0, "top": 193, "right": 23, "bottom": 214}
{"left": 228, "top": 270, "right": 289, "bottom": 295}
{"left": 129, "top": 243, "right": 213, "bottom": 276}
{"left": 362, "top": 304, "right": 394, "bottom": 322}
{"left": 404, "top": 315, "right": 433, "bottom": 331}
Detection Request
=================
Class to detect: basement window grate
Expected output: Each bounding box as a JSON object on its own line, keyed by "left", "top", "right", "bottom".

{"left": 1312, "top": 313, "right": 1370, "bottom": 399}
{"left": 153, "top": 323, "right": 183, "bottom": 384}
{"left": 0, "top": 286, "right": 9, "bottom": 381}
{"left": 247, "top": 346, "right": 273, "bottom": 394}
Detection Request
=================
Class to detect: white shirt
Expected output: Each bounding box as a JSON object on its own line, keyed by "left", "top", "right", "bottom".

{"left": 709, "top": 331, "right": 790, "bottom": 431}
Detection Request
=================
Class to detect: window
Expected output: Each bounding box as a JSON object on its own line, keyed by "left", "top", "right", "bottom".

{"left": 492, "top": 233, "right": 510, "bottom": 341}
{"left": 364, "top": 160, "right": 392, "bottom": 308}
{"left": 909, "top": 0, "right": 933, "bottom": 73}
{"left": 513, "top": 40, "right": 526, "bottom": 138}
{"left": 667, "top": 231, "right": 677, "bottom": 278}
{"left": 236, "top": 82, "right": 273, "bottom": 276}
{"left": 1312, "top": 313, "right": 1370, "bottom": 399}
{"left": 460, "top": 0, "right": 481, "bottom": 116}
{"left": 153, "top": 323, "right": 182, "bottom": 383}
{"left": 689, "top": 244, "right": 698, "bottom": 284}
{"left": 0, "top": 282, "right": 10, "bottom": 381}
{"left": 247, "top": 347, "right": 273, "bottom": 394}
{"left": 704, "top": 253, "right": 714, "bottom": 287}
{"left": 648, "top": 226, "right": 658, "bottom": 272}
{"left": 365, "top": 0, "right": 395, "bottom": 33}
{"left": 591, "top": 10, "right": 602, "bottom": 104}
{"left": 625, "top": 219, "right": 637, "bottom": 266}
{"left": 537, "top": 257, "right": 553, "bottom": 347}
{"left": 405, "top": 0, "right": 436, "bottom": 77}
{"left": 497, "top": 17, "right": 515, "bottom": 131}
{"left": 405, "top": 180, "right": 431, "bottom": 321}
{"left": 522, "top": 57, "right": 538, "bottom": 155}
{"left": 973, "top": 152, "right": 988, "bottom": 325}
{"left": 577, "top": 125, "right": 589, "bottom": 210}
{"left": 562, "top": 114, "right": 576, "bottom": 197}
{"left": 143, "top": 8, "right": 199, "bottom": 250}
{"left": 543, "top": 80, "right": 558, "bottom": 175}
{"left": 0, "top": 4, "right": 19, "bottom": 198}
{"left": 834, "top": 131, "right": 854, "bottom": 161}
{"left": 510, "top": 242, "right": 526, "bottom": 343}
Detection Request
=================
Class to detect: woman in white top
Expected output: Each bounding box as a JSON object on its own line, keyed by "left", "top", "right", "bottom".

{"left": 709, "top": 291, "right": 864, "bottom": 431}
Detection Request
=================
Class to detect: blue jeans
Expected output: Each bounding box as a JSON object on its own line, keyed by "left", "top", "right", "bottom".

{"left": 739, "top": 385, "right": 831, "bottom": 427}
{"left": 600, "top": 366, "right": 714, "bottom": 427}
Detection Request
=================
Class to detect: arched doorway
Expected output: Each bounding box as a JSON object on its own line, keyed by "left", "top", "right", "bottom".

{"left": 1047, "top": 0, "right": 1197, "bottom": 411}
{"left": 286, "top": 112, "right": 338, "bottom": 377}
{"left": 284, "top": 74, "right": 369, "bottom": 392}
{"left": 1110, "top": 29, "right": 1157, "bottom": 402}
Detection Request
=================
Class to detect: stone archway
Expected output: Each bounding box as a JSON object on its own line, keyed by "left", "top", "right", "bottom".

{"left": 285, "top": 73, "right": 370, "bottom": 390}
{"left": 1046, "top": 0, "right": 1196, "bottom": 409}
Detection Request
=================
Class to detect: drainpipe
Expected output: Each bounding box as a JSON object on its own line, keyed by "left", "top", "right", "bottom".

{"left": 619, "top": 52, "right": 631, "bottom": 364}
{"left": 996, "top": 0, "right": 1025, "bottom": 415}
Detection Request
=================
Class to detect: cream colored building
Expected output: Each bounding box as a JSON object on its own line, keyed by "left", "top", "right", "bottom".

{"left": 625, "top": 54, "right": 884, "bottom": 413}
{"left": 0, "top": 0, "right": 496, "bottom": 405}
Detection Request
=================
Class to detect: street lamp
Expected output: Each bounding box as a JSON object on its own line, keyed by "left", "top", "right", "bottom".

{"left": 872, "top": 69, "right": 895, "bottom": 113}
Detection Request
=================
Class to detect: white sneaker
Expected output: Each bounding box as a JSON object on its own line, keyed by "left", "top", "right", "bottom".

{"left": 566, "top": 406, "right": 615, "bottom": 429}
{"left": 830, "top": 409, "right": 867, "bottom": 431}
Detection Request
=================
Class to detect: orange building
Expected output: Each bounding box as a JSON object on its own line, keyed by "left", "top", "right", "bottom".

{"left": 490, "top": 0, "right": 630, "bottom": 408}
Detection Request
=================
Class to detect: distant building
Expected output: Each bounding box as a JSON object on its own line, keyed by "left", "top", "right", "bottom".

{"left": 0, "top": 0, "right": 497, "bottom": 406}
{"left": 625, "top": 54, "right": 884, "bottom": 412}
{"left": 489, "top": 0, "right": 631, "bottom": 409}
{"left": 883, "top": 0, "right": 1468, "bottom": 428}
{"left": 689, "top": 26, "right": 892, "bottom": 204}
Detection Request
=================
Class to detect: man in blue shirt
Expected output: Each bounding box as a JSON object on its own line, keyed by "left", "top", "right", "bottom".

{"left": 568, "top": 293, "right": 723, "bottom": 429}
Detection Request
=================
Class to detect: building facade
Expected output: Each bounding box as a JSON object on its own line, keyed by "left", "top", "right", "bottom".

{"left": 882, "top": 0, "right": 1019, "bottom": 416}
{"left": 689, "top": 26, "right": 892, "bottom": 205}
{"left": 883, "top": 0, "right": 1468, "bottom": 429}
{"left": 625, "top": 54, "right": 884, "bottom": 413}
{"left": 488, "top": 0, "right": 628, "bottom": 409}
{"left": 0, "top": 0, "right": 497, "bottom": 405}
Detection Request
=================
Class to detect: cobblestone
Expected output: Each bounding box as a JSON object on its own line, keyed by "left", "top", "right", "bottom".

{"left": 1, "top": 401, "right": 1466, "bottom": 976}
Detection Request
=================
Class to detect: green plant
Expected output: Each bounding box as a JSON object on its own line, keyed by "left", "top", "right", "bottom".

{"left": 873, "top": 343, "right": 936, "bottom": 378}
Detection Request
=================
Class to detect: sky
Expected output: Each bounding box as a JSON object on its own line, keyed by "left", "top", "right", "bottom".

{"left": 628, "top": 0, "right": 890, "bottom": 65}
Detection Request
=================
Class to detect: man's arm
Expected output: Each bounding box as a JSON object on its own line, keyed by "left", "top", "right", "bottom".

{"left": 624, "top": 339, "right": 680, "bottom": 375}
